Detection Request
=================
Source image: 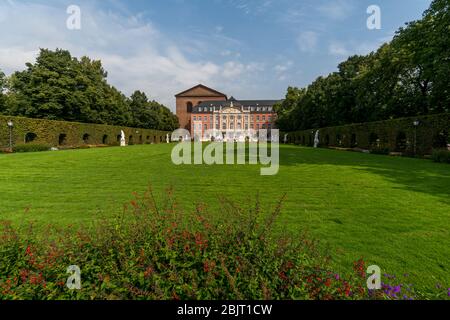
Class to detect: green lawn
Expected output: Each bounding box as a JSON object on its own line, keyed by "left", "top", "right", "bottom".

{"left": 0, "top": 144, "right": 449, "bottom": 291}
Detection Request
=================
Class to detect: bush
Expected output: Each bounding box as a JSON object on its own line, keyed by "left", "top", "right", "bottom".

{"left": 13, "top": 144, "right": 51, "bottom": 153}
{"left": 370, "top": 147, "right": 390, "bottom": 155}
{"left": 432, "top": 149, "right": 450, "bottom": 163}
{"left": 0, "top": 188, "right": 447, "bottom": 300}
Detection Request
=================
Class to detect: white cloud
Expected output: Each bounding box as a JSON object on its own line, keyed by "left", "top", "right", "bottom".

{"left": 317, "top": 0, "right": 355, "bottom": 20}
{"left": 328, "top": 42, "right": 350, "bottom": 57}
{"left": 297, "top": 31, "right": 319, "bottom": 53}
{"left": 0, "top": 1, "right": 269, "bottom": 111}
{"left": 328, "top": 39, "right": 385, "bottom": 58}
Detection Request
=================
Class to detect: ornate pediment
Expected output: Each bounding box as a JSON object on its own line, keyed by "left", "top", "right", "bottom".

{"left": 221, "top": 107, "right": 242, "bottom": 114}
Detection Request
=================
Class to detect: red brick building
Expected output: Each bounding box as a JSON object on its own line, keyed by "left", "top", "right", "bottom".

{"left": 175, "top": 84, "right": 280, "bottom": 138}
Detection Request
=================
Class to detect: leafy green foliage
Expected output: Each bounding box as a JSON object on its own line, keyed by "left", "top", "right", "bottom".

{"left": 2, "top": 188, "right": 442, "bottom": 300}
{"left": 2, "top": 49, "right": 178, "bottom": 131}
{"left": 0, "top": 115, "right": 168, "bottom": 149}
{"left": 432, "top": 149, "right": 450, "bottom": 163}
{"left": 13, "top": 144, "right": 51, "bottom": 153}
{"left": 277, "top": 0, "right": 450, "bottom": 132}
{"left": 285, "top": 113, "right": 450, "bottom": 156}
{"left": 130, "top": 91, "right": 178, "bottom": 131}
{"left": 0, "top": 69, "right": 6, "bottom": 114}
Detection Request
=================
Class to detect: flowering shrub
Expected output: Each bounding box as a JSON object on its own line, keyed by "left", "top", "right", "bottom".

{"left": 0, "top": 188, "right": 448, "bottom": 300}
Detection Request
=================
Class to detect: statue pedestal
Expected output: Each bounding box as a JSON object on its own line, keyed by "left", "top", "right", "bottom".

{"left": 120, "top": 139, "right": 126, "bottom": 147}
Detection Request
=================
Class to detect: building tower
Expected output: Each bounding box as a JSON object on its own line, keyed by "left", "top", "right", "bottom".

{"left": 175, "top": 84, "right": 227, "bottom": 130}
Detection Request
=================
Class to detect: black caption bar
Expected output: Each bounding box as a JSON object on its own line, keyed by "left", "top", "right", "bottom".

{"left": 0, "top": 300, "right": 446, "bottom": 319}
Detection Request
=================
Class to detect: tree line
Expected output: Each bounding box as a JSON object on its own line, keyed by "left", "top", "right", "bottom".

{"left": 275, "top": 0, "right": 449, "bottom": 132}
{"left": 0, "top": 49, "right": 178, "bottom": 131}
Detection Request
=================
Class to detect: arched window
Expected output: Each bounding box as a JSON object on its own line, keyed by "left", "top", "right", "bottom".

{"left": 129, "top": 136, "right": 134, "bottom": 145}
{"left": 102, "top": 135, "right": 108, "bottom": 144}
{"left": 83, "top": 134, "right": 90, "bottom": 144}
{"left": 25, "top": 132, "right": 37, "bottom": 144}
{"left": 187, "top": 102, "right": 193, "bottom": 113}
{"left": 139, "top": 135, "right": 143, "bottom": 144}
{"left": 58, "top": 134, "right": 67, "bottom": 146}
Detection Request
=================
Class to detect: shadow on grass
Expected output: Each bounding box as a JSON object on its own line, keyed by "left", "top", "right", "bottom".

{"left": 280, "top": 145, "right": 450, "bottom": 204}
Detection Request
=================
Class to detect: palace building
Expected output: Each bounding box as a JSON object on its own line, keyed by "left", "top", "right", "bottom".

{"left": 175, "top": 84, "right": 281, "bottom": 138}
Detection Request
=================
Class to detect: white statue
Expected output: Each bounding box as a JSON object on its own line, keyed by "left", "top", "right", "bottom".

{"left": 166, "top": 134, "right": 170, "bottom": 144}
{"left": 284, "top": 134, "right": 288, "bottom": 144}
{"left": 120, "top": 130, "right": 126, "bottom": 147}
{"left": 314, "top": 130, "right": 320, "bottom": 148}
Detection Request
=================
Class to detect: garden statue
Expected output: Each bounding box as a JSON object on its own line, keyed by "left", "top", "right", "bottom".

{"left": 314, "top": 130, "right": 320, "bottom": 148}
{"left": 120, "top": 130, "right": 126, "bottom": 147}
{"left": 166, "top": 134, "right": 170, "bottom": 143}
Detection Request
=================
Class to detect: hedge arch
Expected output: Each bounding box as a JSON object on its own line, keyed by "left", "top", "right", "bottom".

{"left": 25, "top": 132, "right": 37, "bottom": 143}
{"left": 369, "top": 133, "right": 379, "bottom": 148}
{"left": 102, "top": 135, "right": 108, "bottom": 144}
{"left": 83, "top": 133, "right": 90, "bottom": 144}
{"left": 0, "top": 115, "right": 171, "bottom": 150}
{"left": 395, "top": 132, "right": 407, "bottom": 152}
{"left": 432, "top": 130, "right": 448, "bottom": 149}
{"left": 58, "top": 134, "right": 67, "bottom": 146}
{"left": 351, "top": 133, "right": 357, "bottom": 148}
{"left": 324, "top": 134, "right": 330, "bottom": 146}
{"left": 282, "top": 113, "right": 450, "bottom": 156}
{"left": 336, "top": 134, "right": 342, "bottom": 146}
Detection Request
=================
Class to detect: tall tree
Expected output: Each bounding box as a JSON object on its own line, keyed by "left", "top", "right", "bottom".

{"left": 276, "top": 0, "right": 450, "bottom": 132}
{"left": 7, "top": 49, "right": 133, "bottom": 125}
{"left": 0, "top": 69, "right": 6, "bottom": 114}
{"left": 129, "top": 90, "right": 178, "bottom": 131}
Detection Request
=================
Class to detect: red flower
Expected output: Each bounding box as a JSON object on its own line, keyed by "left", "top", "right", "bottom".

{"left": 25, "top": 245, "right": 33, "bottom": 257}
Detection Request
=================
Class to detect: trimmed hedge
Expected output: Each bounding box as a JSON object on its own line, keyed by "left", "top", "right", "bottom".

{"left": 432, "top": 149, "right": 450, "bottom": 164}
{"left": 13, "top": 144, "right": 52, "bottom": 153}
{"left": 283, "top": 113, "right": 450, "bottom": 156}
{"left": 0, "top": 115, "right": 170, "bottom": 149}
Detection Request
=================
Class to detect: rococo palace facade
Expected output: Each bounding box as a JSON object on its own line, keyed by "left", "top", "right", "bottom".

{"left": 175, "top": 84, "right": 281, "bottom": 141}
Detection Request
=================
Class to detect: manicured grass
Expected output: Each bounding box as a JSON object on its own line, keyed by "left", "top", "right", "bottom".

{"left": 0, "top": 144, "right": 449, "bottom": 291}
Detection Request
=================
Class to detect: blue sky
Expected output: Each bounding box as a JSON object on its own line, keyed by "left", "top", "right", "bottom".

{"left": 0, "top": 0, "right": 432, "bottom": 110}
